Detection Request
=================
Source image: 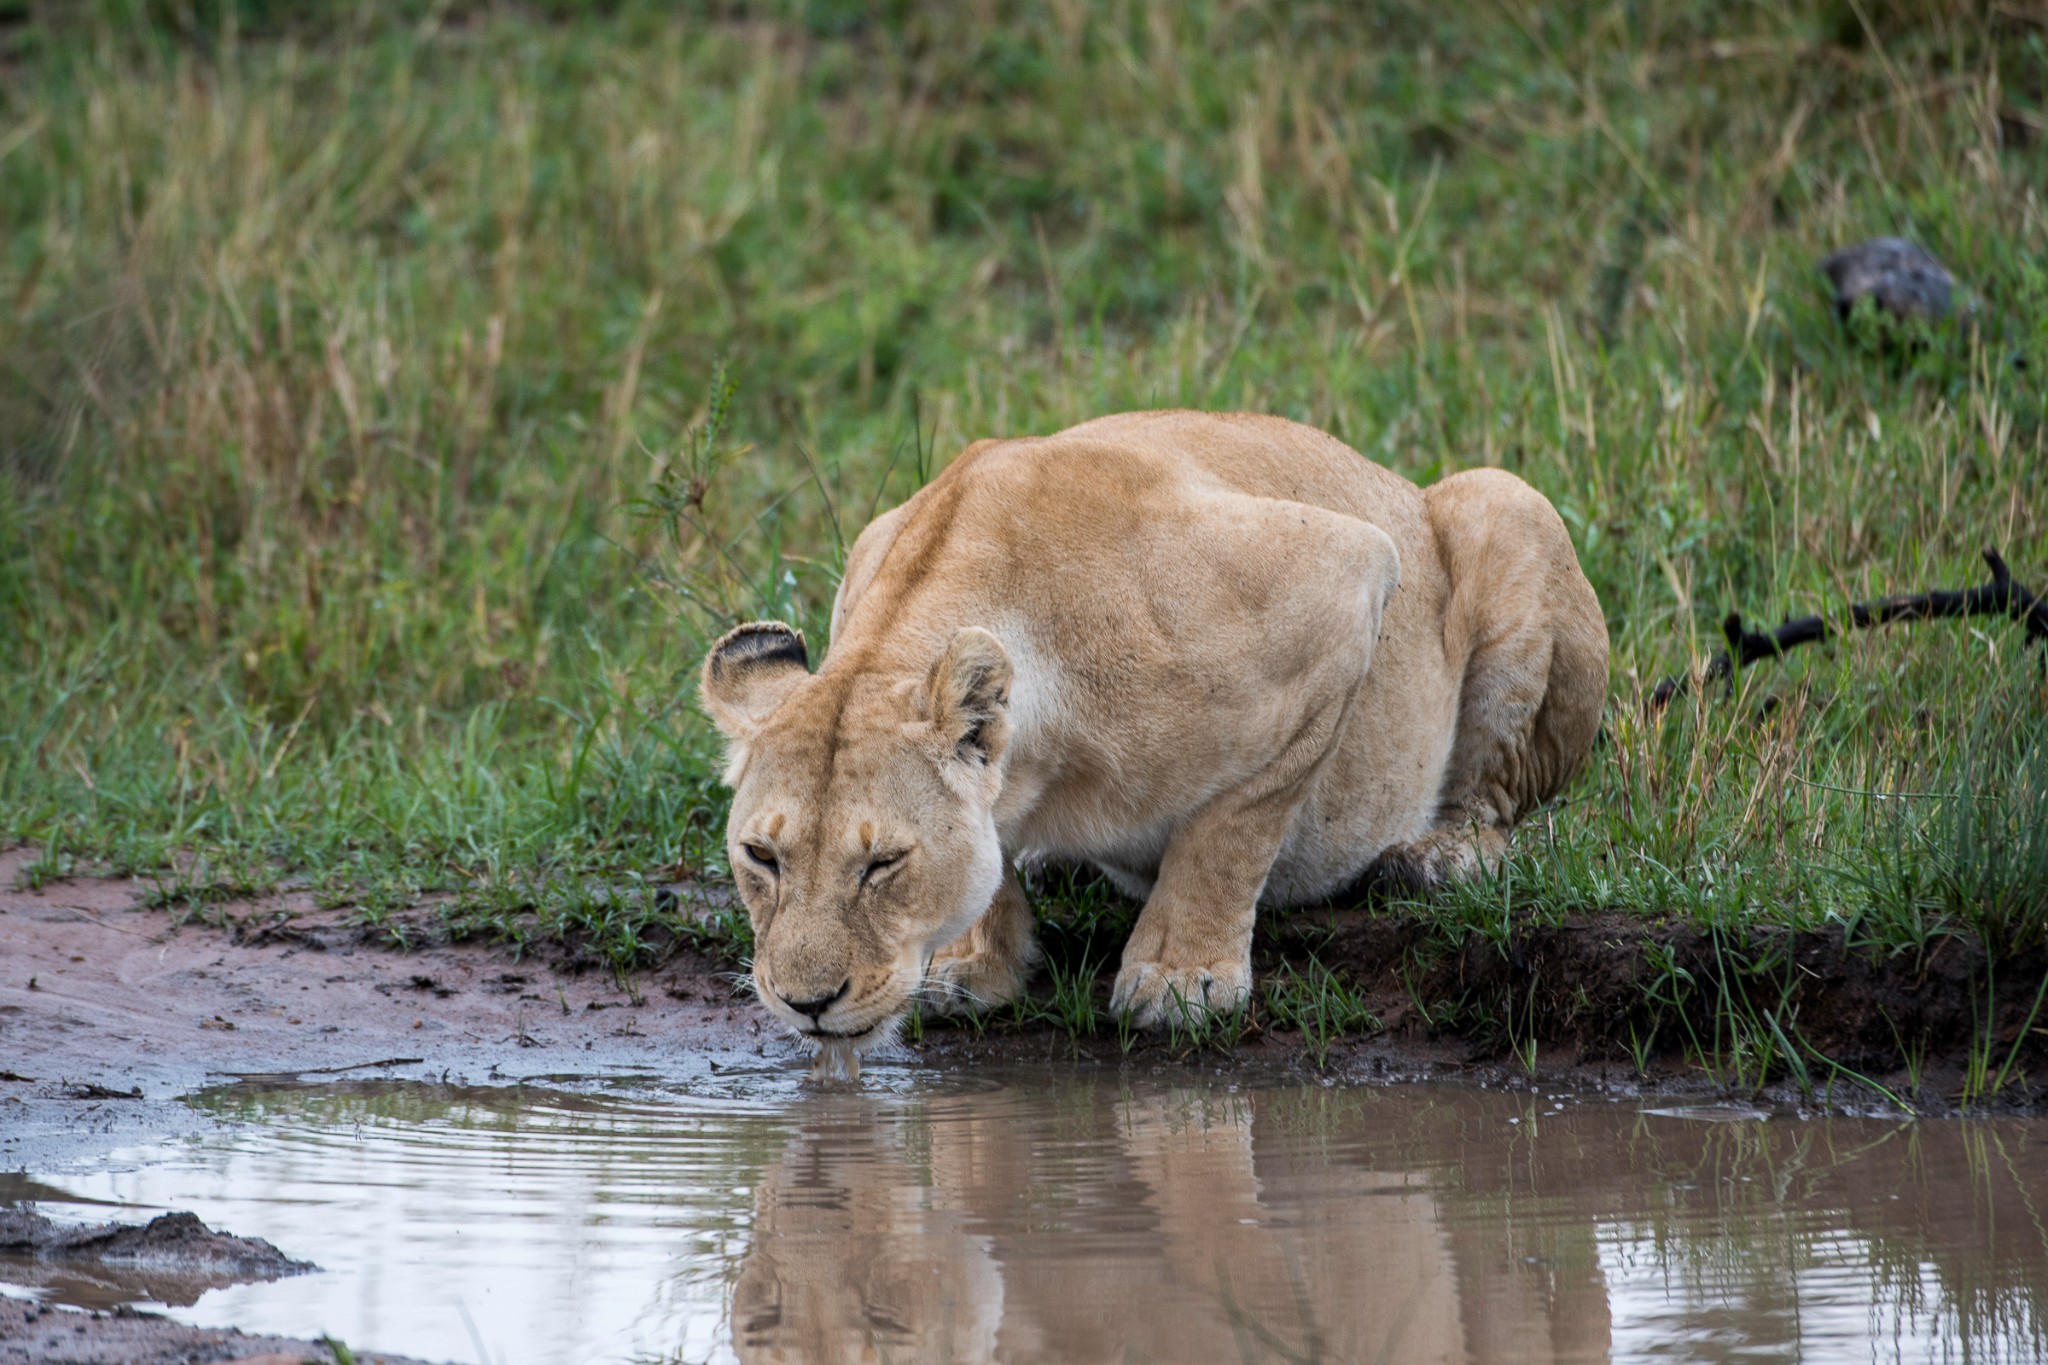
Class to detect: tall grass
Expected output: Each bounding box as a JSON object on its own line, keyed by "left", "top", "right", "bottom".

{"left": 1, "top": 1, "right": 2043, "bottom": 967}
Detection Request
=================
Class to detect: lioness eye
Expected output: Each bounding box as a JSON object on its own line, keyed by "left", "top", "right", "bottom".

{"left": 741, "top": 842, "right": 778, "bottom": 873}
{"left": 860, "top": 853, "right": 903, "bottom": 885}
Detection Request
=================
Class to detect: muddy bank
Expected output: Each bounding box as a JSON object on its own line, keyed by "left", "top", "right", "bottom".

{"left": 1, "top": 1207, "right": 309, "bottom": 1300}
{"left": 0, "top": 1292, "right": 438, "bottom": 1364}
{"left": 4, "top": 846, "right": 2042, "bottom": 1134}
{"left": 891, "top": 903, "right": 2047, "bottom": 1115}
{"left": 0, "top": 1208, "right": 392, "bottom": 1365}
{"left": 920, "top": 908, "right": 2048, "bottom": 1111}
{"left": 1264, "top": 907, "right": 2048, "bottom": 1108}
{"left": 0, "top": 847, "right": 775, "bottom": 1176}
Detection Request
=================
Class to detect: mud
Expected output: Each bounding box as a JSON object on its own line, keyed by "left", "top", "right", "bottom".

{"left": 1, "top": 1207, "right": 308, "bottom": 1285}
{"left": 1262, "top": 906, "right": 2048, "bottom": 1108}
{"left": 5, "top": 845, "right": 2041, "bottom": 1134}
{"left": 0, "top": 1293, "right": 434, "bottom": 1364}
{"left": 0, "top": 847, "right": 773, "bottom": 1170}
{"left": 0, "top": 846, "right": 773, "bottom": 1364}
{"left": 0, "top": 1200, "right": 440, "bottom": 1365}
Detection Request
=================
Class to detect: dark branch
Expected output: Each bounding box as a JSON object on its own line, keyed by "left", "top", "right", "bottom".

{"left": 1649, "top": 548, "right": 2048, "bottom": 710}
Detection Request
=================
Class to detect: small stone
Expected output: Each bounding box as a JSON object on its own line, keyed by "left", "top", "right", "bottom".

{"left": 1820, "top": 237, "right": 1957, "bottom": 323}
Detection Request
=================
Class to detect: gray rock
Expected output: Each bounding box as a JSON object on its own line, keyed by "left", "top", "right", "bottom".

{"left": 0, "top": 1208, "right": 314, "bottom": 1306}
{"left": 0, "top": 1207, "right": 311, "bottom": 1274}
{"left": 1820, "top": 237, "right": 1958, "bottom": 322}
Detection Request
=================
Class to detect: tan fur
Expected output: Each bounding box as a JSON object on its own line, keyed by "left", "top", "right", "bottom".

{"left": 702, "top": 411, "right": 1607, "bottom": 1040}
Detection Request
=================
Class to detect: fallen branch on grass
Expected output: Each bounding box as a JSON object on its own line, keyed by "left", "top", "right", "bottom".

{"left": 1650, "top": 547, "right": 2048, "bottom": 710}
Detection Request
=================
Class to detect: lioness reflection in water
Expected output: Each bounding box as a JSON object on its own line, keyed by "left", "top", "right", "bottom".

{"left": 730, "top": 1083, "right": 1609, "bottom": 1364}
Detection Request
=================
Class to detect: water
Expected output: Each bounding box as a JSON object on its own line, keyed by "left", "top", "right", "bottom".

{"left": 5, "top": 1067, "right": 2047, "bottom": 1363}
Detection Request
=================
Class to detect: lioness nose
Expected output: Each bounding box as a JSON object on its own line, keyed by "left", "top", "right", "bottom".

{"left": 779, "top": 980, "right": 850, "bottom": 1021}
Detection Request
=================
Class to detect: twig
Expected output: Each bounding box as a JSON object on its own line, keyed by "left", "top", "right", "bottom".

{"left": 50, "top": 905, "right": 157, "bottom": 938}
{"left": 207, "top": 1057, "right": 424, "bottom": 1080}
{"left": 1651, "top": 547, "right": 2048, "bottom": 709}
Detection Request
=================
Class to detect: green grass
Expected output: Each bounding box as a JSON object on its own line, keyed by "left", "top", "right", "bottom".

{"left": 1261, "top": 958, "right": 1381, "bottom": 1069}
{"left": 1, "top": 1, "right": 2045, "bottom": 1041}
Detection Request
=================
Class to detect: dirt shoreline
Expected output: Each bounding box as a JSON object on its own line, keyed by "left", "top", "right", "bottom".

{"left": 0, "top": 1293, "right": 440, "bottom": 1365}
{"left": 5, "top": 846, "right": 2041, "bottom": 1128}
{"left": 0, "top": 1207, "right": 394, "bottom": 1365}
{"left": 0, "top": 845, "right": 777, "bottom": 1365}
{"left": 2, "top": 846, "right": 2041, "bottom": 1361}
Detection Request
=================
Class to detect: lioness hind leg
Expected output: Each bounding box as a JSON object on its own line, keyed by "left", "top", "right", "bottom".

{"left": 1369, "top": 823, "right": 1510, "bottom": 894}
{"left": 1383, "top": 470, "right": 1608, "bottom": 892}
{"left": 922, "top": 871, "right": 1041, "bottom": 1016}
{"left": 1365, "top": 621, "right": 1553, "bottom": 894}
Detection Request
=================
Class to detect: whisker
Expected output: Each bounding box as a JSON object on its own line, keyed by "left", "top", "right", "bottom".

{"left": 916, "top": 971, "right": 990, "bottom": 1010}
{"left": 711, "top": 969, "right": 759, "bottom": 1000}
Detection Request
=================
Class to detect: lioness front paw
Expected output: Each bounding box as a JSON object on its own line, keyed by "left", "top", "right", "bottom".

{"left": 920, "top": 934, "right": 1038, "bottom": 1017}
{"left": 1110, "top": 958, "right": 1252, "bottom": 1031}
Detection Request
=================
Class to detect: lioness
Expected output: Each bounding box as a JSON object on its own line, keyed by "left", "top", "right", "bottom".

{"left": 702, "top": 411, "right": 1606, "bottom": 1047}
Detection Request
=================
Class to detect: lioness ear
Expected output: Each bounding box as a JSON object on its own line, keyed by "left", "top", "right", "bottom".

{"left": 924, "top": 627, "right": 1012, "bottom": 766}
{"left": 701, "top": 621, "right": 810, "bottom": 741}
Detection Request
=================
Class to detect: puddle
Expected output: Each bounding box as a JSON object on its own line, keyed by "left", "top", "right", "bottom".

{"left": 5, "top": 1068, "right": 2047, "bottom": 1363}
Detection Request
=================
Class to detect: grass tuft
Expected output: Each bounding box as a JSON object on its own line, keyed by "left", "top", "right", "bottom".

{"left": 1261, "top": 958, "right": 1380, "bottom": 1069}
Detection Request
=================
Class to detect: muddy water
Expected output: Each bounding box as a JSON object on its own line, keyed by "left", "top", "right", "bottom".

{"left": 5, "top": 1069, "right": 2047, "bottom": 1364}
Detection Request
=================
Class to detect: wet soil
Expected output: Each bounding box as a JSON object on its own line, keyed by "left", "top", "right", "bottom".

{"left": 0, "top": 1208, "right": 367, "bottom": 1364}
{"left": 0, "top": 1292, "right": 431, "bottom": 1365}
{"left": 0, "top": 846, "right": 771, "bottom": 1364}
{"left": 1, "top": 1207, "right": 308, "bottom": 1285}
{"left": 9, "top": 844, "right": 2045, "bottom": 1087}
{"left": 1263, "top": 905, "right": 2048, "bottom": 1108}
{"left": 916, "top": 903, "right": 2048, "bottom": 1114}
{"left": 0, "top": 847, "right": 770, "bottom": 1164}
{"left": 6, "top": 846, "right": 2042, "bottom": 1135}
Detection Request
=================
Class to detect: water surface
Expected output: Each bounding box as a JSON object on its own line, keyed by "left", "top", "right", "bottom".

{"left": 5, "top": 1067, "right": 2045, "bottom": 1363}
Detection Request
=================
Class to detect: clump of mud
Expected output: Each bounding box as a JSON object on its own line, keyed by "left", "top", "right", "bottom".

{"left": 0, "top": 1208, "right": 312, "bottom": 1307}
{"left": 0, "top": 1294, "right": 440, "bottom": 1365}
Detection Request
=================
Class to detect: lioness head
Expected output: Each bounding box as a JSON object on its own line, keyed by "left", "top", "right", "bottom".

{"left": 700, "top": 621, "right": 1012, "bottom": 1047}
